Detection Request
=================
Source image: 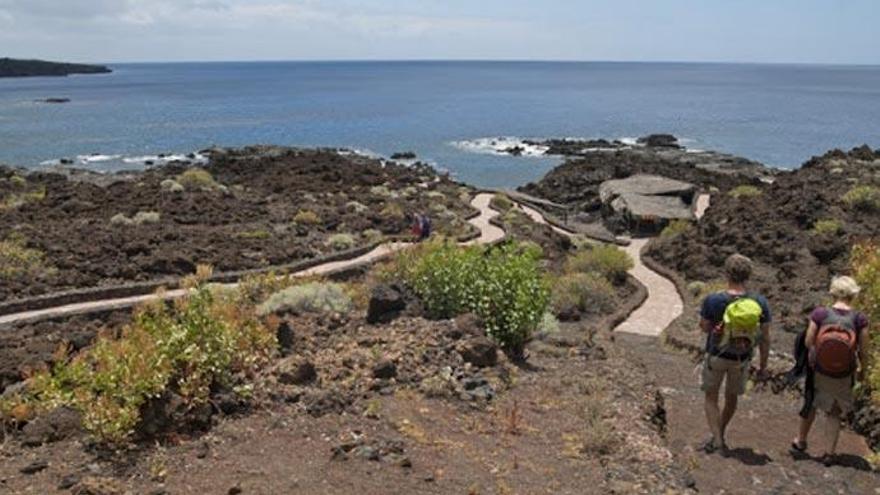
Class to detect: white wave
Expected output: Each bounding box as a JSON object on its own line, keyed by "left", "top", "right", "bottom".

{"left": 451, "top": 137, "right": 549, "bottom": 157}
{"left": 618, "top": 137, "right": 639, "bottom": 146}
{"left": 39, "top": 159, "right": 61, "bottom": 166}
{"left": 121, "top": 153, "right": 208, "bottom": 165}
{"left": 77, "top": 154, "right": 122, "bottom": 164}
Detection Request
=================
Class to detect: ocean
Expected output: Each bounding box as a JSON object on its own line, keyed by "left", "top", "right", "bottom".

{"left": 1, "top": 61, "right": 879, "bottom": 188}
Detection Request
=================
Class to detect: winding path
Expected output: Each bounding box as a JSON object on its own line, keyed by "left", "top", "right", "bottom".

{"left": 0, "top": 194, "right": 504, "bottom": 327}
{"left": 518, "top": 194, "right": 711, "bottom": 337}
{"left": 1, "top": 191, "right": 700, "bottom": 339}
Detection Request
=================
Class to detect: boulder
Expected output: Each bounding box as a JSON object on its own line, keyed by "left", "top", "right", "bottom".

{"left": 372, "top": 359, "right": 398, "bottom": 379}
{"left": 278, "top": 360, "right": 317, "bottom": 385}
{"left": 637, "top": 134, "right": 680, "bottom": 148}
{"left": 20, "top": 406, "right": 82, "bottom": 447}
{"left": 276, "top": 321, "right": 294, "bottom": 356}
{"left": 451, "top": 313, "right": 484, "bottom": 339}
{"left": 457, "top": 337, "right": 498, "bottom": 368}
{"left": 366, "top": 284, "right": 406, "bottom": 324}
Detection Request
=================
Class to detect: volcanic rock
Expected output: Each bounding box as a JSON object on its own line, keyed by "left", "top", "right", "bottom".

{"left": 457, "top": 337, "right": 498, "bottom": 368}
{"left": 366, "top": 284, "right": 406, "bottom": 324}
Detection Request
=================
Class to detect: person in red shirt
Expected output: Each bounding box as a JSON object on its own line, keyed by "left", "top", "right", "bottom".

{"left": 791, "top": 276, "right": 870, "bottom": 465}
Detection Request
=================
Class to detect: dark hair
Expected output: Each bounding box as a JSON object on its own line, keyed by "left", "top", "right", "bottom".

{"left": 724, "top": 254, "right": 752, "bottom": 284}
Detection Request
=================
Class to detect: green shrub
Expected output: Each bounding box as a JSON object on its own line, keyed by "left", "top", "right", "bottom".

{"left": 326, "top": 233, "right": 356, "bottom": 251}
{"left": 110, "top": 211, "right": 160, "bottom": 226}
{"left": 176, "top": 168, "right": 222, "bottom": 191}
{"left": 0, "top": 235, "right": 51, "bottom": 280}
{"left": 293, "top": 209, "right": 321, "bottom": 225}
{"left": 370, "top": 185, "right": 395, "bottom": 198}
{"left": 160, "top": 179, "right": 185, "bottom": 193}
{"left": 133, "top": 211, "right": 160, "bottom": 225}
{"left": 852, "top": 242, "right": 880, "bottom": 405}
{"left": 362, "top": 229, "right": 383, "bottom": 243}
{"left": 237, "top": 229, "right": 271, "bottom": 240}
{"left": 1, "top": 186, "right": 46, "bottom": 210}
{"left": 811, "top": 219, "right": 843, "bottom": 235}
{"left": 345, "top": 201, "right": 368, "bottom": 213}
{"left": 395, "top": 240, "right": 549, "bottom": 351}
{"left": 660, "top": 220, "right": 693, "bottom": 238}
{"left": 10, "top": 175, "right": 27, "bottom": 187}
{"left": 490, "top": 194, "right": 515, "bottom": 212}
{"left": 565, "top": 246, "right": 634, "bottom": 285}
{"left": 579, "top": 393, "right": 618, "bottom": 455}
{"left": 728, "top": 185, "right": 762, "bottom": 199}
{"left": 258, "top": 282, "right": 353, "bottom": 316}
{"left": 843, "top": 186, "right": 880, "bottom": 211}
{"left": 10, "top": 277, "right": 274, "bottom": 443}
{"left": 686, "top": 279, "right": 727, "bottom": 300}
{"left": 380, "top": 203, "right": 405, "bottom": 221}
{"left": 110, "top": 213, "right": 134, "bottom": 226}
{"left": 551, "top": 272, "right": 617, "bottom": 316}
{"left": 538, "top": 312, "right": 560, "bottom": 334}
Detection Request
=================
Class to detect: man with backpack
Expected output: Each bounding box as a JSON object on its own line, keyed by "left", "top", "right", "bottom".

{"left": 698, "top": 254, "right": 772, "bottom": 453}
{"left": 791, "top": 276, "right": 870, "bottom": 465}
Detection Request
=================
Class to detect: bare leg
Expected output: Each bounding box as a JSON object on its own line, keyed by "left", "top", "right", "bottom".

{"left": 704, "top": 391, "right": 724, "bottom": 448}
{"left": 720, "top": 393, "right": 738, "bottom": 442}
{"left": 796, "top": 408, "right": 816, "bottom": 445}
{"left": 824, "top": 405, "right": 842, "bottom": 455}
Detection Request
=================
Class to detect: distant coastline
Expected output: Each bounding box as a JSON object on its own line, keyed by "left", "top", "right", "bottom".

{"left": 0, "top": 58, "right": 111, "bottom": 78}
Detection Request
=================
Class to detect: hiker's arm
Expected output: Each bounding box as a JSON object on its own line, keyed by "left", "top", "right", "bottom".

{"left": 758, "top": 323, "right": 770, "bottom": 372}
{"left": 699, "top": 318, "right": 713, "bottom": 334}
{"left": 804, "top": 320, "right": 818, "bottom": 349}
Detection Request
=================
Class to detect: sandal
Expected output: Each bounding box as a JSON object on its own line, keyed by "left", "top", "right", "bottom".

{"left": 790, "top": 439, "right": 807, "bottom": 454}
{"left": 820, "top": 453, "right": 837, "bottom": 467}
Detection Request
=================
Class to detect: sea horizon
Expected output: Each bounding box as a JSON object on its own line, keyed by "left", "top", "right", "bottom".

{"left": 3, "top": 60, "right": 879, "bottom": 188}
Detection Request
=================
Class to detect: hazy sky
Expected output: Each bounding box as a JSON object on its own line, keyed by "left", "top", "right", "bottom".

{"left": 1, "top": 0, "right": 877, "bottom": 64}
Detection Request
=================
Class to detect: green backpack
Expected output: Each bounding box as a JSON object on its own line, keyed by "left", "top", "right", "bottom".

{"left": 719, "top": 296, "right": 763, "bottom": 352}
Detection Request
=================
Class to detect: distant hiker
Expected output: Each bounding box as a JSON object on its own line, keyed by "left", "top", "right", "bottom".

{"left": 791, "top": 276, "right": 870, "bottom": 464}
{"left": 410, "top": 213, "right": 423, "bottom": 240}
{"left": 698, "top": 254, "right": 772, "bottom": 453}
{"left": 419, "top": 214, "right": 432, "bottom": 241}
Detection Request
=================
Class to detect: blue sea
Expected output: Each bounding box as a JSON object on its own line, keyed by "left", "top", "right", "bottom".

{"left": 1, "top": 61, "right": 879, "bottom": 188}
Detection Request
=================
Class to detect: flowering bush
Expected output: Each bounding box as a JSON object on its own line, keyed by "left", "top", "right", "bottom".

{"left": 396, "top": 240, "right": 549, "bottom": 351}
{"left": 4, "top": 269, "right": 275, "bottom": 443}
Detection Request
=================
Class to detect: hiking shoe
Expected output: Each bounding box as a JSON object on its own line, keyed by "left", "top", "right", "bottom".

{"left": 820, "top": 453, "right": 837, "bottom": 467}
{"left": 789, "top": 440, "right": 807, "bottom": 454}
{"left": 699, "top": 437, "right": 722, "bottom": 454}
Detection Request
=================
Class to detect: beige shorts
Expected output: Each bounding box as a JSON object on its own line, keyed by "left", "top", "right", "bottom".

{"left": 813, "top": 373, "right": 854, "bottom": 415}
{"left": 701, "top": 355, "right": 749, "bottom": 396}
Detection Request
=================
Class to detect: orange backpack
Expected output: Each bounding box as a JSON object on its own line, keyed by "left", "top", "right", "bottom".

{"left": 811, "top": 310, "right": 859, "bottom": 378}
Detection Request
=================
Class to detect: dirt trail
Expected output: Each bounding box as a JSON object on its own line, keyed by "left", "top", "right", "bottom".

{"left": 619, "top": 333, "right": 877, "bottom": 494}
{"left": 520, "top": 194, "right": 877, "bottom": 490}
{"left": 0, "top": 193, "right": 503, "bottom": 328}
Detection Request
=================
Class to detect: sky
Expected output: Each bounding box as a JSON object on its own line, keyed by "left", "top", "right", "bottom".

{"left": 0, "top": 0, "right": 877, "bottom": 64}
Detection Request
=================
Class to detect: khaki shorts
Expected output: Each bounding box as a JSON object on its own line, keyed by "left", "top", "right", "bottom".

{"left": 813, "top": 373, "right": 854, "bottom": 415}
{"left": 701, "top": 355, "right": 749, "bottom": 396}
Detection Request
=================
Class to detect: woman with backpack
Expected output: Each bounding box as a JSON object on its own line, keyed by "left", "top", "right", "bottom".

{"left": 791, "top": 276, "right": 870, "bottom": 465}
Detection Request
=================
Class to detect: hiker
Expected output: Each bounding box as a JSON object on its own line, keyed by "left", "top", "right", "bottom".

{"left": 410, "top": 213, "right": 423, "bottom": 240}
{"left": 791, "top": 276, "right": 870, "bottom": 464}
{"left": 419, "top": 213, "right": 432, "bottom": 241}
{"left": 698, "top": 254, "right": 771, "bottom": 453}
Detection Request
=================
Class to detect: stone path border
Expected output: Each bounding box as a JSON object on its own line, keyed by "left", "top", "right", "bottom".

{"left": 0, "top": 194, "right": 504, "bottom": 328}
{"left": 1, "top": 190, "right": 707, "bottom": 341}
